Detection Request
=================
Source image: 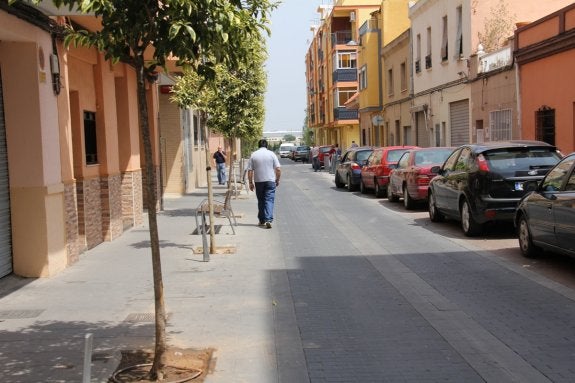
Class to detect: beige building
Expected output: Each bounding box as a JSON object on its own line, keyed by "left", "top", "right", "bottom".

{"left": 0, "top": 2, "right": 202, "bottom": 278}
{"left": 408, "top": 0, "right": 575, "bottom": 148}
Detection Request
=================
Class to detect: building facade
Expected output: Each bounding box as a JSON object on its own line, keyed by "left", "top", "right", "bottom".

{"left": 0, "top": 3, "right": 169, "bottom": 278}
{"left": 515, "top": 3, "right": 575, "bottom": 154}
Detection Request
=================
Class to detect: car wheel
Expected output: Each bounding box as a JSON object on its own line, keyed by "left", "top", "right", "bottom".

{"left": 346, "top": 175, "right": 355, "bottom": 192}
{"left": 403, "top": 185, "right": 416, "bottom": 210}
{"left": 517, "top": 214, "right": 540, "bottom": 258}
{"left": 428, "top": 191, "right": 444, "bottom": 222}
{"left": 460, "top": 199, "right": 482, "bottom": 237}
{"left": 375, "top": 180, "right": 386, "bottom": 198}
{"left": 360, "top": 179, "right": 367, "bottom": 194}
{"left": 334, "top": 173, "right": 344, "bottom": 188}
{"left": 388, "top": 183, "right": 399, "bottom": 202}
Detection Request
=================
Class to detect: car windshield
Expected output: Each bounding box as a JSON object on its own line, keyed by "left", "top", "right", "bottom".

{"left": 356, "top": 150, "right": 373, "bottom": 161}
{"left": 414, "top": 149, "right": 453, "bottom": 166}
{"left": 484, "top": 148, "right": 562, "bottom": 172}
{"left": 320, "top": 147, "right": 331, "bottom": 153}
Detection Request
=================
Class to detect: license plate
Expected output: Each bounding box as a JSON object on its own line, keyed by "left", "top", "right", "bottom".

{"left": 515, "top": 182, "right": 524, "bottom": 191}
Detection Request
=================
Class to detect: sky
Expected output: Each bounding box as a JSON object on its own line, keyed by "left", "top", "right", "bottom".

{"left": 263, "top": 0, "right": 325, "bottom": 133}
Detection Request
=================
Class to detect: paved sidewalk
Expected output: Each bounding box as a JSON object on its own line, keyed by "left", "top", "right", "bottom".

{"left": 0, "top": 183, "right": 287, "bottom": 383}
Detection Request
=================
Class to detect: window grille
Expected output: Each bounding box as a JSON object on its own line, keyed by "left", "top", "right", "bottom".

{"left": 489, "top": 109, "right": 512, "bottom": 141}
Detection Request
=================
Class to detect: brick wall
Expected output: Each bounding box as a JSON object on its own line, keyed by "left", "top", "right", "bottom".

{"left": 64, "top": 182, "right": 81, "bottom": 265}
{"left": 101, "top": 174, "right": 123, "bottom": 241}
{"left": 77, "top": 177, "right": 103, "bottom": 250}
{"left": 121, "top": 169, "right": 143, "bottom": 230}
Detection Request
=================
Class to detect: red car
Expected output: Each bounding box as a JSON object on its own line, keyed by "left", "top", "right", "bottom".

{"left": 360, "top": 146, "right": 418, "bottom": 197}
{"left": 318, "top": 145, "right": 333, "bottom": 167}
{"left": 387, "top": 147, "right": 455, "bottom": 209}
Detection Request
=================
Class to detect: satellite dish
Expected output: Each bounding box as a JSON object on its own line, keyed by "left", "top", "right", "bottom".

{"left": 371, "top": 115, "right": 384, "bottom": 126}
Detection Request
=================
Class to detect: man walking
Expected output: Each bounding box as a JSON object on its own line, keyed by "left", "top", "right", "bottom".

{"left": 213, "top": 146, "right": 227, "bottom": 185}
{"left": 311, "top": 144, "right": 320, "bottom": 172}
{"left": 247, "top": 139, "right": 281, "bottom": 229}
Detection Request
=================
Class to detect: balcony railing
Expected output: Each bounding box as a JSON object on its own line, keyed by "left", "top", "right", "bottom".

{"left": 332, "top": 68, "right": 357, "bottom": 83}
{"left": 415, "top": 60, "right": 421, "bottom": 73}
{"left": 334, "top": 108, "right": 358, "bottom": 120}
{"left": 331, "top": 30, "right": 352, "bottom": 45}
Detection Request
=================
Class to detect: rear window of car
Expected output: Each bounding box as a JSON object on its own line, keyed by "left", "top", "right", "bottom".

{"left": 414, "top": 149, "right": 453, "bottom": 165}
{"left": 484, "top": 148, "right": 562, "bottom": 172}
{"left": 387, "top": 149, "right": 409, "bottom": 162}
{"left": 356, "top": 150, "right": 373, "bottom": 161}
{"left": 320, "top": 147, "right": 331, "bottom": 153}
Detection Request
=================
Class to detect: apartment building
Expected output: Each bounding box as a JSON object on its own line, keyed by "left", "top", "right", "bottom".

{"left": 306, "top": 0, "right": 380, "bottom": 148}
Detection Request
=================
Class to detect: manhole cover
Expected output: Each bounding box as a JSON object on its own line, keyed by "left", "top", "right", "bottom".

{"left": 0, "top": 309, "right": 45, "bottom": 319}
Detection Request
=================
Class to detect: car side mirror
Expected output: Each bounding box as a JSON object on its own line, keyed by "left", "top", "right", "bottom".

{"left": 430, "top": 165, "right": 442, "bottom": 174}
{"left": 523, "top": 180, "right": 539, "bottom": 192}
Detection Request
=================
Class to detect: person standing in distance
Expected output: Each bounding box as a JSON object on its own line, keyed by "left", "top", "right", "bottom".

{"left": 213, "top": 146, "right": 227, "bottom": 185}
{"left": 247, "top": 139, "right": 281, "bottom": 229}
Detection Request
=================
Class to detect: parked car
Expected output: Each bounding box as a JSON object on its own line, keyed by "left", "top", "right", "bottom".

{"left": 515, "top": 152, "right": 575, "bottom": 258}
{"left": 318, "top": 145, "right": 333, "bottom": 167}
{"left": 428, "top": 140, "right": 562, "bottom": 236}
{"left": 388, "top": 147, "right": 455, "bottom": 209}
{"left": 279, "top": 143, "right": 296, "bottom": 158}
{"left": 360, "top": 146, "right": 418, "bottom": 197}
{"left": 293, "top": 145, "right": 311, "bottom": 162}
{"left": 334, "top": 146, "right": 374, "bottom": 191}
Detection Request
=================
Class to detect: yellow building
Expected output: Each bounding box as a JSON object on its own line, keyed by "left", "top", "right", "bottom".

{"left": 306, "top": 0, "right": 380, "bottom": 149}
{"left": 357, "top": 0, "right": 411, "bottom": 147}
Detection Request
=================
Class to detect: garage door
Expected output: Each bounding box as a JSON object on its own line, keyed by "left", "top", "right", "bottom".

{"left": 0, "top": 70, "right": 13, "bottom": 278}
{"left": 450, "top": 99, "right": 469, "bottom": 146}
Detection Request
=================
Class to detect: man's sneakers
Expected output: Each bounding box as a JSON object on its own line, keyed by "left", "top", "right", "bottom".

{"left": 258, "top": 222, "right": 266, "bottom": 227}
{"left": 265, "top": 222, "right": 272, "bottom": 229}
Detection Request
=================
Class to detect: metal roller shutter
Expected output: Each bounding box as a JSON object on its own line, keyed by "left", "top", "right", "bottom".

{"left": 450, "top": 99, "right": 469, "bottom": 146}
{"left": 0, "top": 70, "right": 13, "bottom": 278}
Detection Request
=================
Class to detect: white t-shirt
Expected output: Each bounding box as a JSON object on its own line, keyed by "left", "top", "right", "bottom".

{"left": 247, "top": 148, "right": 281, "bottom": 182}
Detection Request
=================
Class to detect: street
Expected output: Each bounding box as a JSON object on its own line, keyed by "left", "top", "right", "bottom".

{"left": 272, "top": 158, "right": 575, "bottom": 382}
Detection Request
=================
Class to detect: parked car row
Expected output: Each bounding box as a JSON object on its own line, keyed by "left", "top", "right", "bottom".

{"left": 333, "top": 140, "right": 574, "bottom": 259}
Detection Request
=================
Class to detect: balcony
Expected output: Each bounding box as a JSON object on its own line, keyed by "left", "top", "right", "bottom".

{"left": 332, "top": 68, "right": 357, "bottom": 83}
{"left": 334, "top": 107, "right": 358, "bottom": 120}
{"left": 331, "top": 31, "right": 353, "bottom": 46}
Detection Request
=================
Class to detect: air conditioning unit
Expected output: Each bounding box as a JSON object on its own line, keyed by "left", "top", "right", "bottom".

{"left": 349, "top": 11, "right": 356, "bottom": 22}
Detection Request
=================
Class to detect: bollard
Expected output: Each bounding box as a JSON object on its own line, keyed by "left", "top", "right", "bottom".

{"left": 201, "top": 210, "right": 209, "bottom": 262}
{"left": 83, "top": 333, "right": 93, "bottom": 383}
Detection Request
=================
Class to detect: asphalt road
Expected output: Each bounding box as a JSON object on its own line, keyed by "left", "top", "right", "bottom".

{"left": 273, "top": 158, "right": 575, "bottom": 383}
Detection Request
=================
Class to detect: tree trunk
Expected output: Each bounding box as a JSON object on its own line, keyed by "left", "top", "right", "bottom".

{"left": 134, "top": 58, "right": 167, "bottom": 381}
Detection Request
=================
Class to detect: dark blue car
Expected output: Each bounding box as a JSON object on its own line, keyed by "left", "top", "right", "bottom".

{"left": 515, "top": 152, "right": 575, "bottom": 258}
{"left": 334, "top": 146, "right": 374, "bottom": 191}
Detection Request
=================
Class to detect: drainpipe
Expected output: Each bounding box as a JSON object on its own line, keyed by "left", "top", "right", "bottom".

{"left": 514, "top": 60, "right": 522, "bottom": 140}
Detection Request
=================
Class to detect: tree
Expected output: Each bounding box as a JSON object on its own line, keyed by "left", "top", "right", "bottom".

{"left": 477, "top": 0, "right": 516, "bottom": 52}
{"left": 283, "top": 134, "right": 296, "bottom": 142}
{"left": 20, "top": 0, "right": 275, "bottom": 380}
{"left": 170, "top": 35, "right": 268, "bottom": 253}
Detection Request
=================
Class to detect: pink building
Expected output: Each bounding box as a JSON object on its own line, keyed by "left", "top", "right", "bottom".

{"left": 515, "top": 3, "right": 575, "bottom": 154}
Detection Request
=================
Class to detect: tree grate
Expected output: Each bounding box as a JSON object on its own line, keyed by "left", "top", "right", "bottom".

{"left": 124, "top": 313, "right": 172, "bottom": 322}
{"left": 0, "top": 309, "right": 45, "bottom": 319}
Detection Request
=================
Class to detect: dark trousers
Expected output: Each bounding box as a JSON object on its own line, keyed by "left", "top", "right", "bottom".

{"left": 254, "top": 181, "right": 276, "bottom": 223}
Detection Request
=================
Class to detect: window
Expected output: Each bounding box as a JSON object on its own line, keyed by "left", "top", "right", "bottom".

{"left": 426, "top": 27, "right": 432, "bottom": 69}
{"left": 536, "top": 106, "right": 555, "bottom": 145}
{"left": 334, "top": 87, "right": 356, "bottom": 107}
{"left": 400, "top": 62, "right": 407, "bottom": 91}
{"left": 335, "top": 52, "right": 357, "bottom": 69}
{"left": 455, "top": 148, "right": 471, "bottom": 171}
{"left": 359, "top": 65, "right": 367, "bottom": 90}
{"left": 490, "top": 109, "right": 512, "bottom": 141}
{"left": 441, "top": 16, "right": 448, "bottom": 62}
{"left": 84, "top": 111, "right": 98, "bottom": 165}
{"left": 455, "top": 6, "right": 463, "bottom": 58}
{"left": 542, "top": 157, "right": 574, "bottom": 192}
{"left": 387, "top": 68, "right": 394, "bottom": 96}
{"left": 415, "top": 34, "right": 421, "bottom": 73}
